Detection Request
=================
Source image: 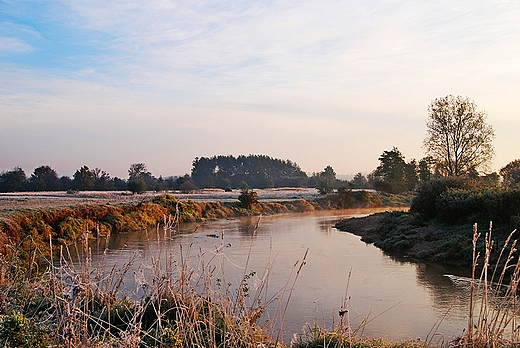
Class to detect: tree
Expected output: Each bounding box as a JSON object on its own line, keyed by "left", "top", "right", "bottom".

{"left": 500, "top": 159, "right": 520, "bottom": 189}
{"left": 318, "top": 165, "right": 337, "bottom": 194}
{"left": 73, "top": 165, "right": 96, "bottom": 190}
{"left": 93, "top": 168, "right": 114, "bottom": 191}
{"left": 128, "top": 163, "right": 147, "bottom": 182}
{"left": 418, "top": 156, "right": 434, "bottom": 183}
{"left": 28, "top": 166, "right": 60, "bottom": 191}
{"left": 127, "top": 179, "right": 146, "bottom": 194}
{"left": 0, "top": 167, "right": 26, "bottom": 192}
{"left": 404, "top": 159, "right": 419, "bottom": 191}
{"left": 174, "top": 174, "right": 198, "bottom": 192}
{"left": 369, "top": 147, "right": 407, "bottom": 193}
{"left": 178, "top": 175, "right": 198, "bottom": 193}
{"left": 423, "top": 95, "right": 495, "bottom": 177}
{"left": 113, "top": 177, "right": 128, "bottom": 191}
{"left": 59, "top": 176, "right": 74, "bottom": 191}
{"left": 350, "top": 173, "right": 369, "bottom": 189}
{"left": 128, "top": 163, "right": 150, "bottom": 194}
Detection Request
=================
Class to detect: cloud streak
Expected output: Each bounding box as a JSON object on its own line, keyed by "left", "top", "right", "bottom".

{"left": 1, "top": 0, "right": 520, "bottom": 177}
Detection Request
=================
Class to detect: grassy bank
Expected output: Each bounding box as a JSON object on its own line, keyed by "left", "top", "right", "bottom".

{"left": 0, "top": 190, "right": 410, "bottom": 263}
{"left": 336, "top": 211, "right": 480, "bottom": 267}
{"left": 336, "top": 185, "right": 520, "bottom": 268}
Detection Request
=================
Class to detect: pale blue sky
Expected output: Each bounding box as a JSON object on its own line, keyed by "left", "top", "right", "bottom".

{"left": 1, "top": 0, "right": 519, "bottom": 178}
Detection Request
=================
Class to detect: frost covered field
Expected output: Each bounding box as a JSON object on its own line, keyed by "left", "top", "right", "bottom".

{"left": 0, "top": 188, "right": 321, "bottom": 214}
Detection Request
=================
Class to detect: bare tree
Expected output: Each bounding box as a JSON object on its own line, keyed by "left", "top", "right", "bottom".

{"left": 423, "top": 95, "right": 495, "bottom": 177}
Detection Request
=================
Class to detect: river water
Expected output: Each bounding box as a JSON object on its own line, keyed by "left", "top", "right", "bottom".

{"left": 81, "top": 208, "right": 472, "bottom": 343}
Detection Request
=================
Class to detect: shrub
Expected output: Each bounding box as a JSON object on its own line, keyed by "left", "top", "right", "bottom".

{"left": 238, "top": 189, "right": 259, "bottom": 209}
{"left": 410, "top": 177, "right": 470, "bottom": 220}
{"left": 0, "top": 311, "right": 48, "bottom": 348}
{"left": 435, "top": 187, "right": 520, "bottom": 226}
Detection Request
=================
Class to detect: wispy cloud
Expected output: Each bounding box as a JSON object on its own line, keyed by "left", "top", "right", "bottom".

{"left": 1, "top": 0, "right": 520, "bottom": 176}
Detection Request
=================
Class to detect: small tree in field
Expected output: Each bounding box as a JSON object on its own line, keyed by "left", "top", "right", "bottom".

{"left": 423, "top": 95, "right": 495, "bottom": 177}
{"left": 128, "top": 163, "right": 148, "bottom": 194}
{"left": 238, "top": 189, "right": 259, "bottom": 209}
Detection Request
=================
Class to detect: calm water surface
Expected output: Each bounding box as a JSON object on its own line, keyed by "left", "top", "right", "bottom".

{"left": 82, "top": 209, "right": 472, "bottom": 342}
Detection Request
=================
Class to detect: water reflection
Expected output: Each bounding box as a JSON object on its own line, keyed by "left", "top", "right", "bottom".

{"left": 76, "top": 209, "right": 472, "bottom": 342}
{"left": 238, "top": 217, "right": 259, "bottom": 235}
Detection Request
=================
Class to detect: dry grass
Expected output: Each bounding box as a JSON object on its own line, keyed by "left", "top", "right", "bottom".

{"left": 0, "top": 214, "right": 312, "bottom": 347}
{"left": 450, "top": 223, "right": 520, "bottom": 348}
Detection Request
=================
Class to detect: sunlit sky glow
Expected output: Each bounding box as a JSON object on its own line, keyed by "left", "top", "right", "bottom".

{"left": 1, "top": 0, "right": 519, "bottom": 178}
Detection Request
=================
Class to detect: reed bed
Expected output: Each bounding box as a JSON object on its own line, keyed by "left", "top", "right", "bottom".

{"left": 0, "top": 214, "right": 312, "bottom": 347}
{"left": 3, "top": 199, "right": 520, "bottom": 347}
{"left": 451, "top": 223, "right": 520, "bottom": 348}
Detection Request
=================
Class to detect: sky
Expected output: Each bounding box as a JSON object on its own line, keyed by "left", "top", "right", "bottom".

{"left": 1, "top": 0, "right": 520, "bottom": 179}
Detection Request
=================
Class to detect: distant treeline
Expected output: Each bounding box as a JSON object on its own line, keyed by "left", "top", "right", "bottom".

{"left": 0, "top": 165, "right": 185, "bottom": 193}
{"left": 5, "top": 152, "right": 519, "bottom": 194}
{"left": 0, "top": 155, "right": 373, "bottom": 193}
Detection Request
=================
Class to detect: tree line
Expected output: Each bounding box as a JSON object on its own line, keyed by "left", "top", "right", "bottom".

{"left": 0, "top": 164, "right": 190, "bottom": 194}
{"left": 3, "top": 95, "right": 518, "bottom": 194}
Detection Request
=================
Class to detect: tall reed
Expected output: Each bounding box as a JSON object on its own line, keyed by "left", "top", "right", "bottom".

{"left": 455, "top": 223, "right": 520, "bottom": 348}
{"left": 0, "top": 212, "right": 312, "bottom": 347}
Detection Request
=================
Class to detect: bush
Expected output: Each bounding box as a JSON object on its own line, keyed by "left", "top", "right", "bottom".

{"left": 238, "top": 189, "right": 259, "bottom": 209}
{"left": 435, "top": 187, "right": 520, "bottom": 226}
{"left": 410, "top": 177, "right": 470, "bottom": 220}
{"left": 0, "top": 312, "right": 48, "bottom": 348}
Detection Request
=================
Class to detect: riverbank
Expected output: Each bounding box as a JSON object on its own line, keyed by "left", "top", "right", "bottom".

{"left": 0, "top": 189, "right": 418, "bottom": 347}
{"left": 0, "top": 189, "right": 412, "bottom": 260}
{"left": 335, "top": 210, "right": 489, "bottom": 267}
{"left": 0, "top": 191, "right": 426, "bottom": 348}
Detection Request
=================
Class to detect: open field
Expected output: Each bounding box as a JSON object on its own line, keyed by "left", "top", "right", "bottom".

{"left": 0, "top": 188, "right": 321, "bottom": 217}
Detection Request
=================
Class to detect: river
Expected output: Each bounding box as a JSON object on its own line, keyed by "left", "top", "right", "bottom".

{"left": 79, "top": 208, "right": 472, "bottom": 343}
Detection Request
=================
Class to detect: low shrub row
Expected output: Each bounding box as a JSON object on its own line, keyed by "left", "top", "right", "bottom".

{"left": 411, "top": 178, "right": 520, "bottom": 233}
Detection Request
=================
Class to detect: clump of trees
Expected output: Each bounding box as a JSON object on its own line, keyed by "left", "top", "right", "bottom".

{"left": 368, "top": 95, "right": 498, "bottom": 194}
{"left": 73, "top": 165, "right": 116, "bottom": 191}
{"left": 0, "top": 167, "right": 26, "bottom": 192}
{"left": 0, "top": 165, "right": 64, "bottom": 192}
{"left": 367, "top": 147, "right": 426, "bottom": 194}
{"left": 191, "top": 155, "right": 308, "bottom": 189}
{"left": 500, "top": 159, "right": 520, "bottom": 189}
{"left": 405, "top": 95, "right": 520, "bottom": 230}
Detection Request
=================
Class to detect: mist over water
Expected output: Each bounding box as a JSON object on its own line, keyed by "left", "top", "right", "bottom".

{"left": 80, "top": 209, "right": 472, "bottom": 342}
